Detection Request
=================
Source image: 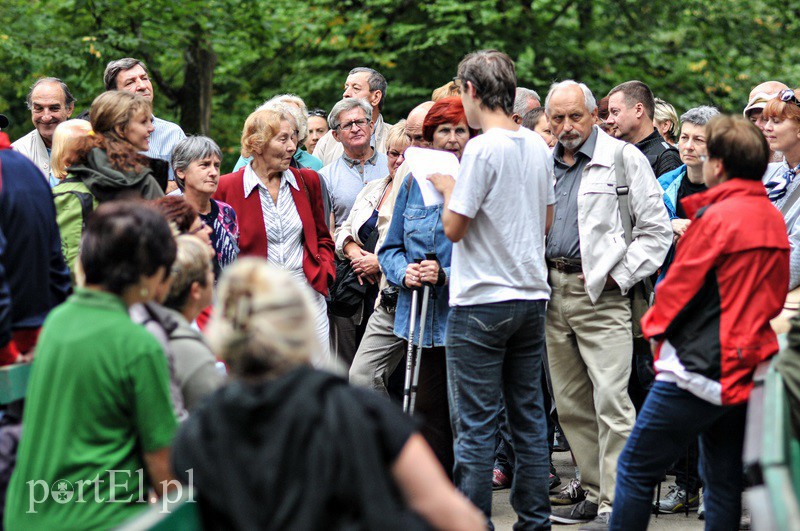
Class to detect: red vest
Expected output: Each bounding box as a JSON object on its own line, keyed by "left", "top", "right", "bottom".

{"left": 213, "top": 167, "right": 335, "bottom": 296}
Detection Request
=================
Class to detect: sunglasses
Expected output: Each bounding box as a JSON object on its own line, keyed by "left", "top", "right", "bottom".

{"left": 779, "top": 89, "right": 800, "bottom": 108}
{"left": 308, "top": 109, "right": 327, "bottom": 118}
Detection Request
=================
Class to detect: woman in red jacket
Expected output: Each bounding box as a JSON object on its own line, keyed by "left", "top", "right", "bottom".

{"left": 610, "top": 116, "right": 790, "bottom": 530}
{"left": 214, "top": 108, "right": 335, "bottom": 365}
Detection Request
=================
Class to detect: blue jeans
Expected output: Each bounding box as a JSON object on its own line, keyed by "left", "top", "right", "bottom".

{"left": 446, "top": 300, "right": 551, "bottom": 530}
{"left": 610, "top": 381, "right": 746, "bottom": 531}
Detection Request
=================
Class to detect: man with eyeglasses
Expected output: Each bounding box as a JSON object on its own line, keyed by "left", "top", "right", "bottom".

{"left": 319, "top": 98, "right": 388, "bottom": 367}
{"left": 313, "top": 67, "right": 394, "bottom": 166}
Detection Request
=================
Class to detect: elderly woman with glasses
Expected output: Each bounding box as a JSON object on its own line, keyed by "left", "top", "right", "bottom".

{"left": 214, "top": 107, "right": 335, "bottom": 365}
{"left": 172, "top": 136, "right": 239, "bottom": 276}
{"left": 762, "top": 88, "right": 800, "bottom": 290}
{"left": 379, "top": 97, "right": 478, "bottom": 476}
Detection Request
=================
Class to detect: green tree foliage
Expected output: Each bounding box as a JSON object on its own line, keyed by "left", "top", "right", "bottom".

{"left": 0, "top": 0, "right": 796, "bottom": 168}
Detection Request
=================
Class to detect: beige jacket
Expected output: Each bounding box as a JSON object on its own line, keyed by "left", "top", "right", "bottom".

{"left": 574, "top": 127, "right": 672, "bottom": 303}
{"left": 11, "top": 129, "right": 51, "bottom": 180}
{"left": 334, "top": 175, "right": 398, "bottom": 308}
{"left": 314, "top": 114, "right": 393, "bottom": 166}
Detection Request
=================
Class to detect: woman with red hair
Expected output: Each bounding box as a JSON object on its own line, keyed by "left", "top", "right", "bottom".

{"left": 762, "top": 88, "right": 800, "bottom": 289}
{"left": 379, "top": 97, "right": 477, "bottom": 476}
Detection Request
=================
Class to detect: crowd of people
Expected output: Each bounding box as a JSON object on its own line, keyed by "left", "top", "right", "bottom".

{"left": 0, "top": 47, "right": 797, "bottom": 530}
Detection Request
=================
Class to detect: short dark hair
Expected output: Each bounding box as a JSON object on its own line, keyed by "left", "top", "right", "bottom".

{"left": 26, "top": 78, "right": 76, "bottom": 110}
{"left": 521, "top": 107, "right": 547, "bottom": 131}
{"left": 103, "top": 58, "right": 148, "bottom": 91}
{"left": 155, "top": 196, "right": 198, "bottom": 233}
{"left": 457, "top": 50, "right": 516, "bottom": 115}
{"left": 608, "top": 80, "right": 656, "bottom": 121}
{"left": 81, "top": 202, "right": 177, "bottom": 295}
{"left": 705, "top": 115, "right": 769, "bottom": 181}
{"left": 349, "top": 67, "right": 388, "bottom": 111}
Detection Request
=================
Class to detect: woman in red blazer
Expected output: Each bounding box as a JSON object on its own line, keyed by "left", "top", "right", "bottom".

{"left": 214, "top": 107, "right": 335, "bottom": 364}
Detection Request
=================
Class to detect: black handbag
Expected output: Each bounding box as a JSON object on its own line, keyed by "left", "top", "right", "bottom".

{"left": 328, "top": 259, "right": 370, "bottom": 317}
{"left": 327, "top": 223, "right": 379, "bottom": 318}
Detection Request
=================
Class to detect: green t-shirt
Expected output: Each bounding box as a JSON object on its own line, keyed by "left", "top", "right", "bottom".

{"left": 5, "top": 289, "right": 178, "bottom": 530}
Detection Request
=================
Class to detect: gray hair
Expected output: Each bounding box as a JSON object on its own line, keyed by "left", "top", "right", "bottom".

{"left": 328, "top": 98, "right": 373, "bottom": 130}
{"left": 545, "top": 80, "right": 597, "bottom": 115}
{"left": 257, "top": 95, "right": 309, "bottom": 144}
{"left": 26, "top": 77, "right": 76, "bottom": 110}
{"left": 103, "top": 58, "right": 148, "bottom": 91}
{"left": 680, "top": 105, "right": 720, "bottom": 127}
{"left": 349, "top": 67, "right": 387, "bottom": 110}
{"left": 514, "top": 87, "right": 541, "bottom": 116}
{"left": 171, "top": 136, "right": 223, "bottom": 191}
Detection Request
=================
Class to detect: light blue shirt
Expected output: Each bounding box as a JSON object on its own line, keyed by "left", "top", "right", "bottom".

{"left": 142, "top": 116, "right": 186, "bottom": 181}
{"left": 318, "top": 149, "right": 388, "bottom": 228}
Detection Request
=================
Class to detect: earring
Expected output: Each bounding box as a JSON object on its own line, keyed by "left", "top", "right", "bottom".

{"left": 140, "top": 286, "right": 150, "bottom": 298}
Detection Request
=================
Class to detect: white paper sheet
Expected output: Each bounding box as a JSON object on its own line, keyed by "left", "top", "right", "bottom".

{"left": 403, "top": 147, "right": 460, "bottom": 206}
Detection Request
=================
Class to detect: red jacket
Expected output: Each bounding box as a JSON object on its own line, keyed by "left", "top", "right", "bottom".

{"left": 642, "top": 178, "right": 789, "bottom": 405}
{"left": 213, "top": 167, "right": 335, "bottom": 296}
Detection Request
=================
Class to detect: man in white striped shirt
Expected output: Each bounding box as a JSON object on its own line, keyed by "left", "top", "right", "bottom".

{"left": 103, "top": 58, "right": 186, "bottom": 193}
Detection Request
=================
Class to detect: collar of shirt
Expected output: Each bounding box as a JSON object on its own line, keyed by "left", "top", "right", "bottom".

{"left": 242, "top": 164, "right": 299, "bottom": 198}
{"left": 342, "top": 148, "right": 379, "bottom": 168}
{"left": 554, "top": 125, "right": 599, "bottom": 167}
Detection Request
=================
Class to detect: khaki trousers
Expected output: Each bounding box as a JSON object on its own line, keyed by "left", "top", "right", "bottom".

{"left": 546, "top": 268, "right": 636, "bottom": 514}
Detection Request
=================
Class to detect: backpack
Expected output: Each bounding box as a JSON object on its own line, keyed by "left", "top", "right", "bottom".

{"left": 52, "top": 177, "right": 97, "bottom": 276}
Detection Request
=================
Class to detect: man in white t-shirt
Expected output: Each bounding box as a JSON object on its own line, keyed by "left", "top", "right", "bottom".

{"left": 429, "top": 49, "right": 554, "bottom": 529}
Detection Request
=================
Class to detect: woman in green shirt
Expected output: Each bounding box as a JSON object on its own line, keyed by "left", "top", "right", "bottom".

{"left": 5, "top": 201, "right": 179, "bottom": 530}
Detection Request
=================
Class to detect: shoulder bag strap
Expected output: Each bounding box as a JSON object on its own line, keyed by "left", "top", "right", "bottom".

{"left": 615, "top": 143, "right": 633, "bottom": 246}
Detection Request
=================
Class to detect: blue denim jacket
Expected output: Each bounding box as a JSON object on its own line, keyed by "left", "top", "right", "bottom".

{"left": 379, "top": 175, "right": 452, "bottom": 347}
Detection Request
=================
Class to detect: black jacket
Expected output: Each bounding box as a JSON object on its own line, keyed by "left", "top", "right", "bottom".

{"left": 636, "top": 128, "right": 682, "bottom": 179}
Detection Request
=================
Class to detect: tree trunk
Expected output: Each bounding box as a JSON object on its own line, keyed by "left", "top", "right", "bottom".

{"left": 179, "top": 30, "right": 216, "bottom": 135}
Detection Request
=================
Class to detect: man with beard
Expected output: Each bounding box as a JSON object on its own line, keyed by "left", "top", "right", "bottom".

{"left": 544, "top": 80, "right": 671, "bottom": 529}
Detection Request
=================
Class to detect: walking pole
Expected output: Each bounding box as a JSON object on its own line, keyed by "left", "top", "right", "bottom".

{"left": 408, "top": 253, "right": 437, "bottom": 415}
{"left": 402, "top": 288, "right": 419, "bottom": 414}
{"left": 408, "top": 283, "right": 431, "bottom": 415}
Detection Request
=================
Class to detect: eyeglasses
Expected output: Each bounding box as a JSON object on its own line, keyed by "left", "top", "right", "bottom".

{"left": 189, "top": 219, "right": 208, "bottom": 235}
{"left": 308, "top": 109, "right": 327, "bottom": 118}
{"left": 779, "top": 89, "right": 800, "bottom": 108}
{"left": 336, "top": 118, "right": 369, "bottom": 131}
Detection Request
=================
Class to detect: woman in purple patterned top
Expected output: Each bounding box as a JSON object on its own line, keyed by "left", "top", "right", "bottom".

{"left": 172, "top": 136, "right": 239, "bottom": 277}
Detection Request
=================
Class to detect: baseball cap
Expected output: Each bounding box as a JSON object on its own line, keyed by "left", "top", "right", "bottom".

{"left": 743, "top": 92, "right": 779, "bottom": 117}
{"left": 0, "top": 114, "right": 8, "bottom": 129}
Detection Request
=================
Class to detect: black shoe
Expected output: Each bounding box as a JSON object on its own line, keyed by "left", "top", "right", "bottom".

{"left": 550, "top": 499, "right": 599, "bottom": 524}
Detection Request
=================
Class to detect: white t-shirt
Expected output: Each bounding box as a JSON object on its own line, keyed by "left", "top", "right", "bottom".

{"left": 448, "top": 127, "right": 555, "bottom": 306}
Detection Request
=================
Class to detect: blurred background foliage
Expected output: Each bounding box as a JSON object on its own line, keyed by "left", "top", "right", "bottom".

{"left": 1, "top": 0, "right": 796, "bottom": 168}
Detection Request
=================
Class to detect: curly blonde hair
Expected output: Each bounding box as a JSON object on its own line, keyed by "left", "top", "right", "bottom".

{"left": 240, "top": 108, "right": 291, "bottom": 159}
{"left": 207, "top": 258, "right": 320, "bottom": 378}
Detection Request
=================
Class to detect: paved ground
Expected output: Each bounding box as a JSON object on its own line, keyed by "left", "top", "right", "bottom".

{"left": 490, "top": 451, "right": 705, "bottom": 530}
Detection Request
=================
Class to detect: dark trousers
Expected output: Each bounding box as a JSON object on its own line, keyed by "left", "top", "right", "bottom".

{"left": 610, "top": 381, "right": 746, "bottom": 531}
{"left": 414, "top": 346, "right": 454, "bottom": 480}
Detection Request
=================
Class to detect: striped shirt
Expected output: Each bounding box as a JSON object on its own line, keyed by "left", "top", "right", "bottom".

{"left": 243, "top": 164, "right": 304, "bottom": 279}
{"left": 142, "top": 116, "right": 186, "bottom": 181}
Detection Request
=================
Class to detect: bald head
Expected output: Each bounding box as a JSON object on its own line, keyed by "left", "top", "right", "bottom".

{"left": 749, "top": 81, "right": 788, "bottom": 101}
{"left": 406, "top": 101, "right": 435, "bottom": 147}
